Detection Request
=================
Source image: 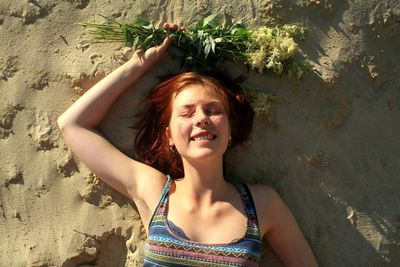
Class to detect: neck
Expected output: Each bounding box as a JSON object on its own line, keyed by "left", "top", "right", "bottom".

{"left": 176, "top": 157, "right": 230, "bottom": 205}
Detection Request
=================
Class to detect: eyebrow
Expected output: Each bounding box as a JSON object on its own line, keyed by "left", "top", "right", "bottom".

{"left": 178, "top": 100, "right": 222, "bottom": 109}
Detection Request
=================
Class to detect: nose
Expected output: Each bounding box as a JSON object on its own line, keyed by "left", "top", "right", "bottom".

{"left": 194, "top": 108, "right": 209, "bottom": 126}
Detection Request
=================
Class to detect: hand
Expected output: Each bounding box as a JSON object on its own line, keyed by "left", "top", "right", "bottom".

{"left": 130, "top": 23, "right": 184, "bottom": 71}
{"left": 130, "top": 35, "right": 172, "bottom": 70}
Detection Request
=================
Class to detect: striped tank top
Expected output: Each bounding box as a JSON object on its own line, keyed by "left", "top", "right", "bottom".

{"left": 144, "top": 176, "right": 262, "bottom": 266}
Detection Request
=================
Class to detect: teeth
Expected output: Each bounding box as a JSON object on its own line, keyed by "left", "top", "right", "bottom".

{"left": 193, "top": 133, "right": 214, "bottom": 141}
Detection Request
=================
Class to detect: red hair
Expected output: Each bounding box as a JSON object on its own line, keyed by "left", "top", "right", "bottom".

{"left": 134, "top": 71, "right": 254, "bottom": 178}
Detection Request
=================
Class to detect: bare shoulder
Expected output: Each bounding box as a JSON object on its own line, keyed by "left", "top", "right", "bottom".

{"left": 247, "top": 184, "right": 281, "bottom": 209}
{"left": 246, "top": 184, "right": 284, "bottom": 237}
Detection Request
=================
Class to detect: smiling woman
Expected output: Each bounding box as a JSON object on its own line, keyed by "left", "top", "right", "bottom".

{"left": 134, "top": 72, "right": 254, "bottom": 179}
{"left": 57, "top": 24, "right": 318, "bottom": 267}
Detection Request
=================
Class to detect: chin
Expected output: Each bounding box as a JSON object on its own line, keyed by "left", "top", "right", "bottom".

{"left": 184, "top": 149, "right": 224, "bottom": 161}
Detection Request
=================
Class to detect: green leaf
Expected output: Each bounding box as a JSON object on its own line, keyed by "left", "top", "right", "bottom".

{"left": 190, "top": 19, "right": 205, "bottom": 31}
{"left": 231, "top": 27, "right": 248, "bottom": 37}
{"left": 203, "top": 13, "right": 218, "bottom": 27}
{"left": 142, "top": 24, "right": 154, "bottom": 30}
{"left": 197, "top": 30, "right": 204, "bottom": 40}
{"left": 204, "top": 42, "right": 211, "bottom": 59}
{"left": 124, "top": 29, "right": 131, "bottom": 44}
{"left": 143, "top": 34, "right": 153, "bottom": 48}
{"left": 191, "top": 32, "right": 201, "bottom": 56}
{"left": 134, "top": 18, "right": 151, "bottom": 26}
{"left": 132, "top": 36, "right": 139, "bottom": 50}
{"left": 209, "top": 36, "right": 216, "bottom": 53}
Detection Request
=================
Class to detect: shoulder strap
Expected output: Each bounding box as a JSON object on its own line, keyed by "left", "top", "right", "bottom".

{"left": 241, "top": 183, "right": 260, "bottom": 224}
{"left": 234, "top": 183, "right": 261, "bottom": 232}
{"left": 147, "top": 175, "right": 172, "bottom": 228}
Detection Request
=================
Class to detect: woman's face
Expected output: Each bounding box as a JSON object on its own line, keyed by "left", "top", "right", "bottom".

{"left": 167, "top": 84, "right": 231, "bottom": 161}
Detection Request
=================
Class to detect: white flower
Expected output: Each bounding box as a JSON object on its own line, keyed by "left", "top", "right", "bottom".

{"left": 246, "top": 25, "right": 302, "bottom": 74}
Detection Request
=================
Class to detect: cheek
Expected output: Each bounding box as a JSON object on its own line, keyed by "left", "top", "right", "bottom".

{"left": 171, "top": 118, "right": 192, "bottom": 140}
{"left": 214, "top": 116, "right": 230, "bottom": 132}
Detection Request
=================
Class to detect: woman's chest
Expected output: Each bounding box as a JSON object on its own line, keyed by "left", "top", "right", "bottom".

{"left": 167, "top": 198, "right": 249, "bottom": 244}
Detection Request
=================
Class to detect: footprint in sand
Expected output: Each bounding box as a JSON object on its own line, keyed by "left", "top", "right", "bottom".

{"left": 27, "top": 112, "right": 58, "bottom": 151}
{"left": 63, "top": 228, "right": 128, "bottom": 266}
{"left": 0, "top": 56, "right": 20, "bottom": 81}
{"left": 2, "top": 164, "right": 24, "bottom": 188}
{"left": 68, "top": 72, "right": 104, "bottom": 96}
{"left": 78, "top": 173, "right": 127, "bottom": 208}
{"left": 57, "top": 152, "right": 79, "bottom": 177}
{"left": 0, "top": 103, "right": 24, "bottom": 139}
{"left": 30, "top": 71, "right": 49, "bottom": 91}
{"left": 79, "top": 173, "right": 114, "bottom": 208}
{"left": 9, "top": 1, "right": 56, "bottom": 24}
{"left": 66, "top": 0, "right": 90, "bottom": 9}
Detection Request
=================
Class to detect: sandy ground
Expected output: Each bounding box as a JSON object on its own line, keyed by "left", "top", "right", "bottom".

{"left": 0, "top": 0, "right": 399, "bottom": 266}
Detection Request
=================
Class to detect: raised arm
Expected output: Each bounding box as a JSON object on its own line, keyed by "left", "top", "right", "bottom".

{"left": 57, "top": 35, "right": 173, "bottom": 227}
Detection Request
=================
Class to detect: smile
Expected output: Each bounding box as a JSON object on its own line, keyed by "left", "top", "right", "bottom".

{"left": 190, "top": 132, "right": 217, "bottom": 142}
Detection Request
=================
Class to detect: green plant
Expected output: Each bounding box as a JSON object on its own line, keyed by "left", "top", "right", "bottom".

{"left": 80, "top": 14, "right": 310, "bottom": 78}
{"left": 245, "top": 89, "right": 279, "bottom": 116}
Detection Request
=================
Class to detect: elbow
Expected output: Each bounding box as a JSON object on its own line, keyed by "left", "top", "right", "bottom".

{"left": 57, "top": 115, "right": 65, "bottom": 130}
{"left": 57, "top": 114, "right": 94, "bottom": 134}
{"left": 57, "top": 114, "right": 71, "bottom": 133}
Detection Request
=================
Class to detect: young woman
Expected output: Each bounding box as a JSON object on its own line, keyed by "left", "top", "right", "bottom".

{"left": 58, "top": 24, "right": 318, "bottom": 267}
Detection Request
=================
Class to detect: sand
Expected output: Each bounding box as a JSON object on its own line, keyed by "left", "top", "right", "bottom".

{"left": 0, "top": 0, "right": 399, "bottom": 266}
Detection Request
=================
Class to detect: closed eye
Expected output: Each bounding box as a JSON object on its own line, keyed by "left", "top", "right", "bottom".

{"left": 177, "top": 102, "right": 225, "bottom": 117}
{"left": 205, "top": 104, "right": 224, "bottom": 115}
{"left": 179, "top": 110, "right": 194, "bottom": 118}
{"left": 205, "top": 102, "right": 224, "bottom": 115}
{"left": 206, "top": 108, "right": 222, "bottom": 115}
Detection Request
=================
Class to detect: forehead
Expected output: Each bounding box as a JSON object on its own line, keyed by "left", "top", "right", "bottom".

{"left": 172, "top": 84, "right": 226, "bottom": 108}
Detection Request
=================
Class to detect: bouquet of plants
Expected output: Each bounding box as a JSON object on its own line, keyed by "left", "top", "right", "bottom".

{"left": 80, "top": 14, "right": 311, "bottom": 79}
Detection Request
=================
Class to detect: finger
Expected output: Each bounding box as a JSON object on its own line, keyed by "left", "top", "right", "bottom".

{"left": 134, "top": 48, "right": 144, "bottom": 56}
{"left": 172, "top": 23, "right": 179, "bottom": 31}
{"left": 163, "top": 22, "right": 176, "bottom": 31}
{"left": 159, "top": 35, "right": 173, "bottom": 50}
{"left": 150, "top": 36, "right": 171, "bottom": 55}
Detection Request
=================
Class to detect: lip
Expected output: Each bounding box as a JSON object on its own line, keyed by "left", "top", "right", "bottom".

{"left": 190, "top": 130, "right": 217, "bottom": 141}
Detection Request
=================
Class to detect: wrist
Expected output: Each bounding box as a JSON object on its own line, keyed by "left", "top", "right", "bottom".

{"left": 120, "top": 57, "right": 145, "bottom": 80}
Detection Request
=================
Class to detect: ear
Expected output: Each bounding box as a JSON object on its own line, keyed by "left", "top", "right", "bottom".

{"left": 166, "top": 126, "right": 174, "bottom": 146}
